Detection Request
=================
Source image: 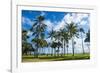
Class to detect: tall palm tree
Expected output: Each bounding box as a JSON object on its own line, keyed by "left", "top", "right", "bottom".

{"left": 59, "top": 29, "right": 65, "bottom": 56}
{"left": 30, "top": 15, "right": 47, "bottom": 58}
{"left": 60, "top": 29, "right": 69, "bottom": 56}
{"left": 48, "top": 28, "right": 56, "bottom": 56}
{"left": 79, "top": 28, "right": 85, "bottom": 54}
{"left": 64, "top": 21, "right": 79, "bottom": 56}
{"left": 64, "top": 33, "right": 69, "bottom": 55}
{"left": 55, "top": 31, "right": 62, "bottom": 56}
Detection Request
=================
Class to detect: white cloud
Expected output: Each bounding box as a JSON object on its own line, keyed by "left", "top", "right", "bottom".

{"left": 80, "top": 20, "right": 88, "bottom": 25}
{"left": 64, "top": 13, "right": 89, "bottom": 25}
{"left": 45, "top": 38, "right": 51, "bottom": 43}
{"left": 75, "top": 13, "right": 89, "bottom": 24}
{"left": 82, "top": 13, "right": 89, "bottom": 18}
{"left": 54, "top": 20, "right": 65, "bottom": 31}
{"left": 43, "top": 20, "right": 55, "bottom": 31}
{"left": 54, "top": 13, "right": 89, "bottom": 31}
{"left": 27, "top": 31, "right": 33, "bottom": 36}
{"left": 40, "top": 11, "right": 45, "bottom": 16}
{"left": 53, "top": 13, "right": 89, "bottom": 32}
{"left": 64, "top": 13, "right": 73, "bottom": 24}
{"left": 22, "top": 17, "right": 34, "bottom": 26}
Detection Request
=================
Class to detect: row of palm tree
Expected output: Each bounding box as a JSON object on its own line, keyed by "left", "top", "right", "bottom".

{"left": 22, "top": 15, "right": 90, "bottom": 58}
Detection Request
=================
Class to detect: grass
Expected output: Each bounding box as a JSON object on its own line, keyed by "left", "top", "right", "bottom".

{"left": 22, "top": 53, "right": 90, "bottom": 62}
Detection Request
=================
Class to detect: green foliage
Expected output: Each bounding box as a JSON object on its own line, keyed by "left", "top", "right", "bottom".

{"left": 85, "top": 30, "right": 90, "bottom": 42}
{"left": 32, "top": 38, "right": 48, "bottom": 48}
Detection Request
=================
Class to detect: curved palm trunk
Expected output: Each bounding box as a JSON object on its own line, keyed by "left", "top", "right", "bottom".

{"left": 42, "top": 48, "right": 43, "bottom": 55}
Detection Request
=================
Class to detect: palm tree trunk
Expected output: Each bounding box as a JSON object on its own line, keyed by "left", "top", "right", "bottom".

{"left": 41, "top": 48, "right": 43, "bottom": 55}
{"left": 66, "top": 44, "right": 68, "bottom": 55}
{"left": 51, "top": 38, "right": 53, "bottom": 56}
{"left": 58, "top": 47, "right": 60, "bottom": 56}
{"left": 81, "top": 32, "right": 85, "bottom": 54}
{"left": 64, "top": 41, "right": 66, "bottom": 56}
{"left": 35, "top": 43, "right": 39, "bottom": 58}
{"left": 87, "top": 43, "right": 90, "bottom": 53}
{"left": 82, "top": 38, "right": 85, "bottom": 54}
{"left": 72, "top": 37, "right": 74, "bottom": 56}
{"left": 61, "top": 46, "right": 63, "bottom": 56}
{"left": 51, "top": 48, "right": 53, "bottom": 56}
{"left": 54, "top": 48, "right": 56, "bottom": 56}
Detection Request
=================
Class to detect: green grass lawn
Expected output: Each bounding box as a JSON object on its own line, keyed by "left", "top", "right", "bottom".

{"left": 22, "top": 53, "right": 90, "bottom": 62}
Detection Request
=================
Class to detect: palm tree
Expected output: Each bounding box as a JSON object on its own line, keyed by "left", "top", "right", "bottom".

{"left": 56, "top": 41, "right": 62, "bottom": 56}
{"left": 59, "top": 29, "right": 65, "bottom": 56}
{"left": 32, "top": 39, "right": 48, "bottom": 55}
{"left": 84, "top": 30, "right": 90, "bottom": 50}
{"left": 22, "top": 30, "right": 30, "bottom": 55}
{"left": 85, "top": 30, "right": 90, "bottom": 42}
{"left": 48, "top": 28, "right": 56, "bottom": 56}
{"left": 64, "top": 33, "right": 69, "bottom": 55}
{"left": 30, "top": 15, "right": 47, "bottom": 58}
{"left": 79, "top": 28, "right": 85, "bottom": 54}
{"left": 60, "top": 29, "right": 69, "bottom": 56}
{"left": 22, "top": 41, "right": 28, "bottom": 55}
{"left": 22, "top": 41, "right": 35, "bottom": 55}
{"left": 55, "top": 31, "right": 62, "bottom": 56}
{"left": 22, "top": 30, "right": 27, "bottom": 41}
{"left": 64, "top": 21, "right": 79, "bottom": 56}
{"left": 50, "top": 41, "right": 58, "bottom": 56}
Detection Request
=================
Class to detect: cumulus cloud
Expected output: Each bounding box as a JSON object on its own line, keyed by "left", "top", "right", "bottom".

{"left": 43, "top": 20, "right": 55, "bottom": 31}
{"left": 80, "top": 20, "right": 88, "bottom": 25}
{"left": 40, "top": 11, "right": 46, "bottom": 16}
{"left": 54, "top": 20, "right": 65, "bottom": 31}
{"left": 27, "top": 31, "right": 33, "bottom": 36}
{"left": 53, "top": 13, "right": 89, "bottom": 32}
{"left": 22, "top": 17, "right": 34, "bottom": 26}
{"left": 64, "top": 13, "right": 73, "bottom": 24}
{"left": 63, "top": 13, "right": 89, "bottom": 24}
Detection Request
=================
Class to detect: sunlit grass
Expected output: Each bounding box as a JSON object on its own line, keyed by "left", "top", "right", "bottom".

{"left": 22, "top": 53, "right": 90, "bottom": 62}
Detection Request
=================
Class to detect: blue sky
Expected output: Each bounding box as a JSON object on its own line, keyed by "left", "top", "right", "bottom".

{"left": 22, "top": 10, "right": 90, "bottom": 53}
{"left": 22, "top": 10, "right": 66, "bottom": 22}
